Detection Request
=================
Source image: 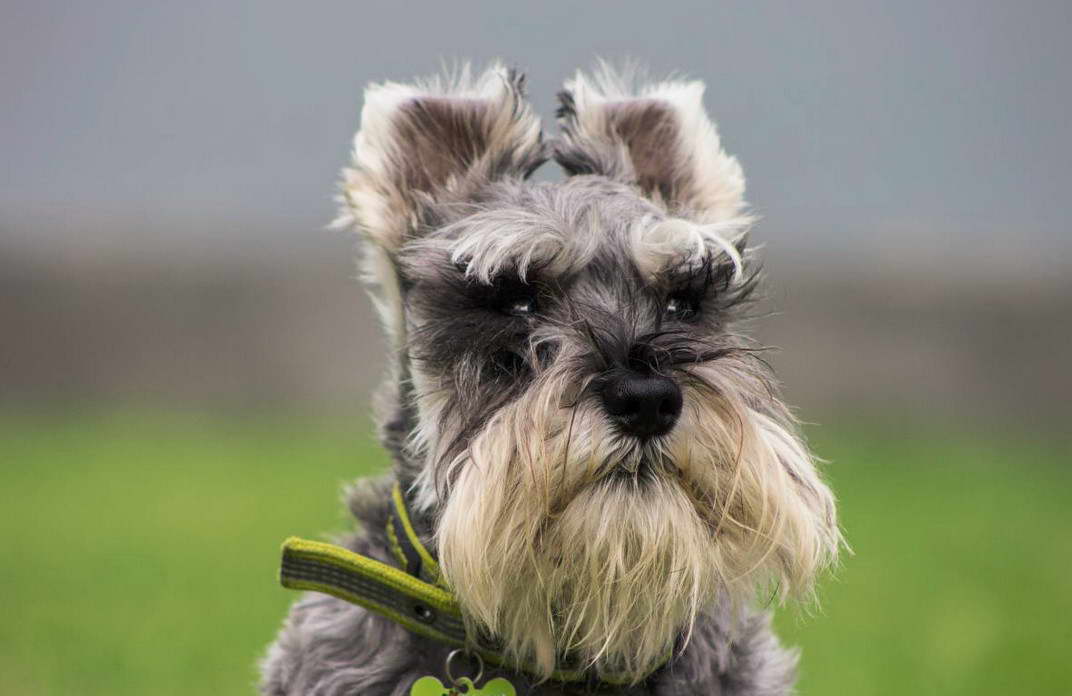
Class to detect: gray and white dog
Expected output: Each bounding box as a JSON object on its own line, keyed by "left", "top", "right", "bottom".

{"left": 261, "top": 63, "right": 841, "bottom": 696}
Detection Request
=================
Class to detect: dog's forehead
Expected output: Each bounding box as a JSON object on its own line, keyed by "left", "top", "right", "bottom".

{"left": 411, "top": 177, "right": 667, "bottom": 282}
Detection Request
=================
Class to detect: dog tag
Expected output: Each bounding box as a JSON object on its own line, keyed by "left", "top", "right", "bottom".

{"left": 472, "top": 677, "right": 516, "bottom": 696}
{"left": 410, "top": 676, "right": 453, "bottom": 696}
{"left": 410, "top": 676, "right": 516, "bottom": 696}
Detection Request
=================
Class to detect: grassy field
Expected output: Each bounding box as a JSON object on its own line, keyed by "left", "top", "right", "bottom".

{"left": 1, "top": 411, "right": 1069, "bottom": 695}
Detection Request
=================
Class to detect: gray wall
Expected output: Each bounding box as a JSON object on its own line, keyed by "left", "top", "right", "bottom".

{"left": 3, "top": 1, "right": 1070, "bottom": 425}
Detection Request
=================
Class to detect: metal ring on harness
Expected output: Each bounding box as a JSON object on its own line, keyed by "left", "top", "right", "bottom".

{"left": 445, "top": 648, "right": 484, "bottom": 686}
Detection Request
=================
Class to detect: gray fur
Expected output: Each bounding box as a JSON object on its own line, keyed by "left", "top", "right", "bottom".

{"left": 261, "top": 478, "right": 799, "bottom": 696}
{"left": 261, "top": 65, "right": 835, "bottom": 695}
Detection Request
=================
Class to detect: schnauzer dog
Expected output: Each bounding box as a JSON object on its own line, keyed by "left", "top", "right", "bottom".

{"left": 261, "top": 63, "right": 841, "bottom": 695}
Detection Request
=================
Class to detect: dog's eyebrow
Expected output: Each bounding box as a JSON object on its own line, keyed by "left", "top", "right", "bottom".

{"left": 448, "top": 211, "right": 566, "bottom": 282}
{"left": 628, "top": 216, "right": 748, "bottom": 282}
{"left": 411, "top": 209, "right": 602, "bottom": 283}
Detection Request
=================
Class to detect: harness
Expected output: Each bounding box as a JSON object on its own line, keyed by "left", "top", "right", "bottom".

{"left": 278, "top": 483, "right": 668, "bottom": 687}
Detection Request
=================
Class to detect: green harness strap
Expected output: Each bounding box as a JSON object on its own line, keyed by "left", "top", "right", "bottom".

{"left": 280, "top": 536, "right": 466, "bottom": 646}
{"left": 279, "top": 483, "right": 666, "bottom": 685}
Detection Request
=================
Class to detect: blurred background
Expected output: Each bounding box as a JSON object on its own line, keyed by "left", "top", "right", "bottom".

{"left": 2, "top": 2, "right": 1069, "bottom": 694}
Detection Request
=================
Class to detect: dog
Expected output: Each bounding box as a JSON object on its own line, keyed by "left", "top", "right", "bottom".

{"left": 260, "top": 63, "right": 841, "bottom": 696}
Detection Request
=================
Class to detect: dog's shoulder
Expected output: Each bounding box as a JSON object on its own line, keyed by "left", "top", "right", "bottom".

{"left": 651, "top": 601, "right": 798, "bottom": 696}
{"left": 258, "top": 532, "right": 420, "bottom": 696}
{"left": 259, "top": 476, "right": 419, "bottom": 696}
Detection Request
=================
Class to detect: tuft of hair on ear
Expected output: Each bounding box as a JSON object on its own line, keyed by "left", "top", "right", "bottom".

{"left": 334, "top": 62, "right": 547, "bottom": 253}
{"left": 332, "top": 62, "right": 547, "bottom": 353}
{"left": 554, "top": 61, "right": 747, "bottom": 224}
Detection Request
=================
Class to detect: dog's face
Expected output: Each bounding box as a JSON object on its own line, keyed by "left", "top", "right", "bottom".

{"left": 337, "top": 64, "right": 840, "bottom": 681}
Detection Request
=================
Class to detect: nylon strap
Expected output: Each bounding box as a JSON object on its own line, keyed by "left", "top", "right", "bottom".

{"left": 278, "top": 484, "right": 667, "bottom": 685}
{"left": 386, "top": 483, "right": 446, "bottom": 588}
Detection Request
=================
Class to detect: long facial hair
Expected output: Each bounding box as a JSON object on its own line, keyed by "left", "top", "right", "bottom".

{"left": 323, "top": 59, "right": 840, "bottom": 687}
{"left": 426, "top": 332, "right": 840, "bottom": 682}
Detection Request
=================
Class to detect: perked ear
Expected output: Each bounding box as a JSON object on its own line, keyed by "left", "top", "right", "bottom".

{"left": 554, "top": 64, "right": 747, "bottom": 223}
{"left": 334, "top": 64, "right": 545, "bottom": 352}
{"left": 335, "top": 64, "right": 546, "bottom": 254}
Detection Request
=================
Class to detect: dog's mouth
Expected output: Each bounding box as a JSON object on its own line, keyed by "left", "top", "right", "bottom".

{"left": 608, "top": 460, "right": 657, "bottom": 484}
{"left": 607, "top": 448, "right": 680, "bottom": 483}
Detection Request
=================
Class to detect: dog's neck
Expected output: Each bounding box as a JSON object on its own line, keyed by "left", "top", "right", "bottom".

{"left": 282, "top": 478, "right": 671, "bottom": 686}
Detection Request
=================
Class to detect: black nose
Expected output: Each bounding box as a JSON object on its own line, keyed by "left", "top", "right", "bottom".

{"left": 600, "top": 373, "right": 683, "bottom": 438}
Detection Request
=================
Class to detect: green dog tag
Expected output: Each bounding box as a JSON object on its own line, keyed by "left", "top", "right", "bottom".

{"left": 410, "top": 676, "right": 452, "bottom": 696}
{"left": 409, "top": 675, "right": 516, "bottom": 696}
{"left": 471, "top": 678, "right": 516, "bottom": 696}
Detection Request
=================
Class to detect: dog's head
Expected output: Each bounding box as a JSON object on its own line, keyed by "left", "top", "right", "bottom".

{"left": 336, "top": 63, "right": 840, "bottom": 681}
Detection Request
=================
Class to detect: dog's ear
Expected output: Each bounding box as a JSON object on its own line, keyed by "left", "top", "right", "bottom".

{"left": 554, "top": 65, "right": 746, "bottom": 222}
{"left": 337, "top": 64, "right": 545, "bottom": 253}
{"left": 335, "top": 64, "right": 545, "bottom": 349}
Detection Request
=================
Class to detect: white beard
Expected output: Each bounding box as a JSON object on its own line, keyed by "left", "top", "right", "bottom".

{"left": 429, "top": 361, "right": 841, "bottom": 682}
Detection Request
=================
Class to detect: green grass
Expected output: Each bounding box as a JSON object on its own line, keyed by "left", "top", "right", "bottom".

{"left": 1, "top": 411, "right": 1069, "bottom": 695}
{"left": 778, "top": 427, "right": 1072, "bottom": 695}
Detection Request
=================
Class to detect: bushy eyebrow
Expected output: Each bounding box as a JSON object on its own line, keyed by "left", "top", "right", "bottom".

{"left": 628, "top": 216, "right": 749, "bottom": 283}
{"left": 409, "top": 207, "right": 605, "bottom": 284}
{"left": 448, "top": 210, "right": 571, "bottom": 282}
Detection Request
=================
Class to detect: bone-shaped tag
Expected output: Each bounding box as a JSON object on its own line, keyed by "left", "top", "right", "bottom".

{"left": 409, "top": 676, "right": 452, "bottom": 696}
{"left": 409, "top": 675, "right": 516, "bottom": 696}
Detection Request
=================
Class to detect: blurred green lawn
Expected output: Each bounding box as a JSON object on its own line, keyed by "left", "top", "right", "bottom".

{"left": 2, "top": 412, "right": 1069, "bottom": 695}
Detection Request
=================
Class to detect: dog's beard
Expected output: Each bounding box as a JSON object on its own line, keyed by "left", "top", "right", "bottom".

{"left": 429, "top": 360, "right": 839, "bottom": 682}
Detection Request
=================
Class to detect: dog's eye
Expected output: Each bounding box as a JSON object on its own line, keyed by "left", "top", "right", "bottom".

{"left": 664, "top": 294, "right": 698, "bottom": 321}
{"left": 494, "top": 282, "right": 539, "bottom": 318}
{"left": 507, "top": 296, "right": 536, "bottom": 317}
{"left": 479, "top": 272, "right": 541, "bottom": 319}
